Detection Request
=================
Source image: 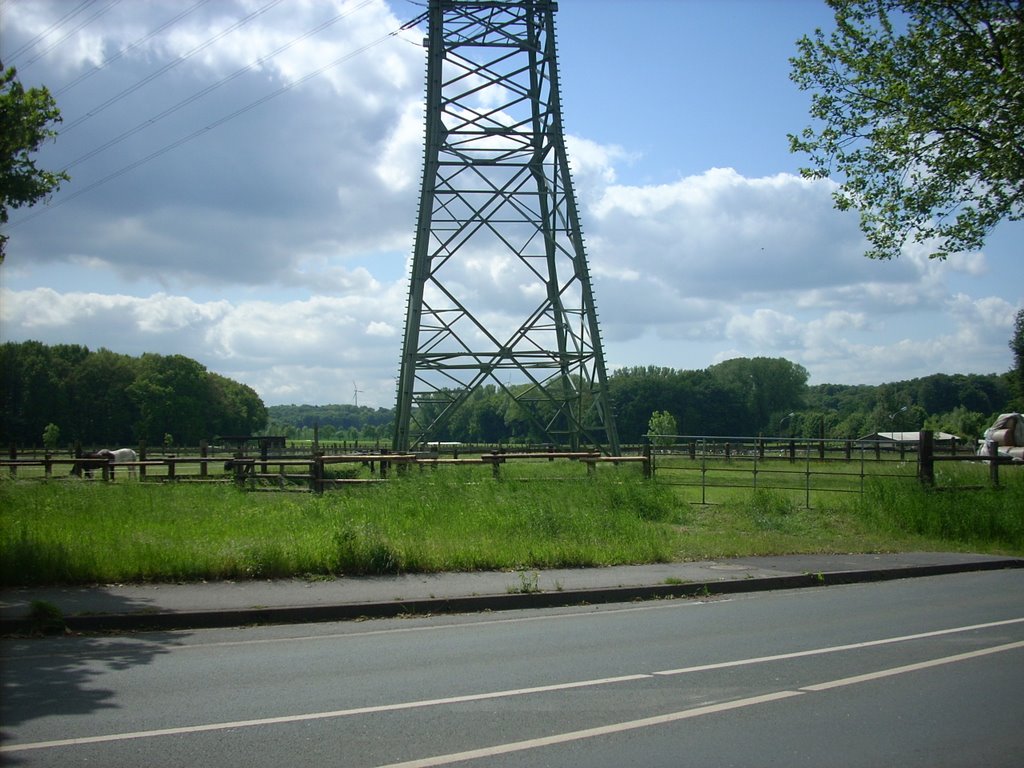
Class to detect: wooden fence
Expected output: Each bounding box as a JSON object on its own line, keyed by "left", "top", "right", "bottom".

{"left": 4, "top": 431, "right": 1018, "bottom": 499}
{"left": 0, "top": 448, "right": 649, "bottom": 492}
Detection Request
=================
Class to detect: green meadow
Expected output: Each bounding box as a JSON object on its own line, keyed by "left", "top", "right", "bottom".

{"left": 1, "top": 461, "right": 1021, "bottom": 586}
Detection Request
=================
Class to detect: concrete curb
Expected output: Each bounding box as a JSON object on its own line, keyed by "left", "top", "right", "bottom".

{"left": 4, "top": 557, "right": 1021, "bottom": 635}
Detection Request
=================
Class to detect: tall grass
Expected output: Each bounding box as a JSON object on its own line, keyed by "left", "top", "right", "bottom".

{"left": 1, "top": 462, "right": 1021, "bottom": 587}
{"left": 859, "top": 463, "right": 1024, "bottom": 552}
{"left": 0, "top": 466, "right": 683, "bottom": 586}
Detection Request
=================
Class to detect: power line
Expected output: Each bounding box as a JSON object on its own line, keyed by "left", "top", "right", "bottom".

{"left": 22, "top": 0, "right": 124, "bottom": 68}
{"left": 60, "top": 0, "right": 287, "bottom": 134}
{"left": 5, "top": 11, "right": 428, "bottom": 229}
{"left": 54, "top": 0, "right": 213, "bottom": 97}
{"left": 59, "top": 0, "right": 376, "bottom": 173}
{"left": 3, "top": 0, "right": 96, "bottom": 65}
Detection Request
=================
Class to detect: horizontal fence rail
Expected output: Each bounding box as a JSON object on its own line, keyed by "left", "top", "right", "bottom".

{"left": 0, "top": 448, "right": 650, "bottom": 492}
{"left": 3, "top": 431, "right": 1017, "bottom": 499}
{"left": 645, "top": 430, "right": 1018, "bottom": 507}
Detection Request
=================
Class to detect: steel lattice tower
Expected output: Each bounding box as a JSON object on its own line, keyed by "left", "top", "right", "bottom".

{"left": 393, "top": 0, "right": 620, "bottom": 454}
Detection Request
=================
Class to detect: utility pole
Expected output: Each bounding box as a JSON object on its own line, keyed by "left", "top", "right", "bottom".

{"left": 394, "top": 0, "right": 620, "bottom": 454}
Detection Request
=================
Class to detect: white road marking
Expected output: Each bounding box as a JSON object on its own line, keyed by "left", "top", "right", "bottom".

{"left": 3, "top": 619, "right": 1022, "bottom": 756}
{"left": 799, "top": 640, "right": 1024, "bottom": 692}
{"left": 654, "top": 616, "right": 1024, "bottom": 675}
{"left": 0, "top": 675, "right": 652, "bottom": 753}
{"left": 377, "top": 640, "right": 1024, "bottom": 768}
{"left": 376, "top": 691, "right": 808, "bottom": 768}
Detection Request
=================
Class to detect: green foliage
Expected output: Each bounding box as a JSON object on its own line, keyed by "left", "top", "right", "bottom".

{"left": 41, "top": 422, "right": 60, "bottom": 450}
{"left": 27, "top": 600, "right": 65, "bottom": 635}
{"left": 924, "top": 407, "right": 990, "bottom": 443}
{"left": 265, "top": 403, "right": 394, "bottom": 441}
{"left": 805, "top": 372, "right": 1012, "bottom": 440}
{"left": 1011, "top": 308, "right": 1024, "bottom": 407}
{"left": 267, "top": 360, "right": 1015, "bottom": 445}
{"left": 0, "top": 341, "right": 266, "bottom": 446}
{"left": 647, "top": 410, "right": 677, "bottom": 445}
{"left": 0, "top": 62, "right": 69, "bottom": 261}
{"left": 790, "top": 1, "right": 1024, "bottom": 260}
{"left": 708, "top": 357, "right": 809, "bottom": 432}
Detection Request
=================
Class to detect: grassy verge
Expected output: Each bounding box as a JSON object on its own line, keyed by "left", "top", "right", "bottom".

{"left": 1, "top": 462, "right": 1021, "bottom": 586}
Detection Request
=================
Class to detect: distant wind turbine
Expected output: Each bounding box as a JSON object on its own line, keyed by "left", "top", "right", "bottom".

{"left": 353, "top": 382, "right": 363, "bottom": 408}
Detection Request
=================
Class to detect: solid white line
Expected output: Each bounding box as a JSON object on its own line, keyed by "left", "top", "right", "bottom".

{"left": 800, "top": 639, "right": 1024, "bottom": 691}
{"left": 374, "top": 640, "right": 1024, "bottom": 768}
{"left": 4, "top": 617, "right": 1022, "bottom": 754}
{"left": 654, "top": 616, "right": 1024, "bottom": 676}
{"left": 375, "top": 691, "right": 807, "bottom": 768}
{"left": 0, "top": 675, "right": 652, "bottom": 753}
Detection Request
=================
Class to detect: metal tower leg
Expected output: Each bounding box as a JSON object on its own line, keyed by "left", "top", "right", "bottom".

{"left": 394, "top": 0, "right": 620, "bottom": 455}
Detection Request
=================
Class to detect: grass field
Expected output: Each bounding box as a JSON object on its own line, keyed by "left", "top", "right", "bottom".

{"left": 1, "top": 460, "right": 1021, "bottom": 587}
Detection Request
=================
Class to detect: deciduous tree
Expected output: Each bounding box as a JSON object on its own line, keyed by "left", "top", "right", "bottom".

{"left": 1011, "top": 307, "right": 1024, "bottom": 405}
{"left": 790, "top": 1, "right": 1024, "bottom": 259}
{"left": 0, "top": 63, "right": 69, "bottom": 262}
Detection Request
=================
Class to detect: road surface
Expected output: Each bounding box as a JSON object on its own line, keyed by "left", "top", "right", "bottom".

{"left": 3, "top": 570, "right": 1022, "bottom": 766}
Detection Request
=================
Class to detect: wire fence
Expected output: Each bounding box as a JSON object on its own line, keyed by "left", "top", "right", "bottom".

{"left": 644, "top": 432, "right": 1013, "bottom": 507}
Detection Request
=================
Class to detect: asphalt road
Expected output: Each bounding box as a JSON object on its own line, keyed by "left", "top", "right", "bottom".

{"left": 3, "top": 570, "right": 1023, "bottom": 767}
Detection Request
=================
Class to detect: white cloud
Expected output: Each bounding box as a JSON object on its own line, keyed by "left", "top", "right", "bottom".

{"left": 2, "top": 1, "right": 1018, "bottom": 409}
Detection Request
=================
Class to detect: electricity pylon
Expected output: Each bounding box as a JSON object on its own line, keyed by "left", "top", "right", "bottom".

{"left": 393, "top": 0, "right": 620, "bottom": 454}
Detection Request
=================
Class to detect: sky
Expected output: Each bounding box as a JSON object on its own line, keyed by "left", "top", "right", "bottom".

{"left": 1, "top": 0, "right": 1021, "bottom": 410}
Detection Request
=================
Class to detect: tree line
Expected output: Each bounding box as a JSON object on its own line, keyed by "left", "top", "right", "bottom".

{"left": 1, "top": 341, "right": 266, "bottom": 448}
{"left": 267, "top": 356, "right": 1020, "bottom": 446}
{"left": 4, "top": 341, "right": 1019, "bottom": 450}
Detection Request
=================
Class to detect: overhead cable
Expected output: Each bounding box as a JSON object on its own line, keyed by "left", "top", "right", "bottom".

{"left": 22, "top": 0, "right": 124, "bottom": 68}
{"left": 60, "top": 0, "right": 287, "bottom": 134}
{"left": 6, "top": 12, "right": 429, "bottom": 229}
{"left": 60, "top": 0, "right": 376, "bottom": 172}
{"left": 54, "top": 0, "right": 213, "bottom": 97}
{"left": 3, "top": 0, "right": 96, "bottom": 65}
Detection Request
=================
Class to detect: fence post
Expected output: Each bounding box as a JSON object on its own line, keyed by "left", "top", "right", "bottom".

{"left": 139, "top": 441, "right": 147, "bottom": 480}
{"left": 642, "top": 440, "right": 652, "bottom": 479}
{"left": 200, "top": 440, "right": 208, "bottom": 478}
{"left": 8, "top": 444, "right": 16, "bottom": 478}
{"left": 988, "top": 440, "right": 1000, "bottom": 486}
{"left": 312, "top": 453, "right": 324, "bottom": 494}
{"left": 788, "top": 440, "right": 796, "bottom": 464}
{"left": 918, "top": 430, "right": 934, "bottom": 486}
